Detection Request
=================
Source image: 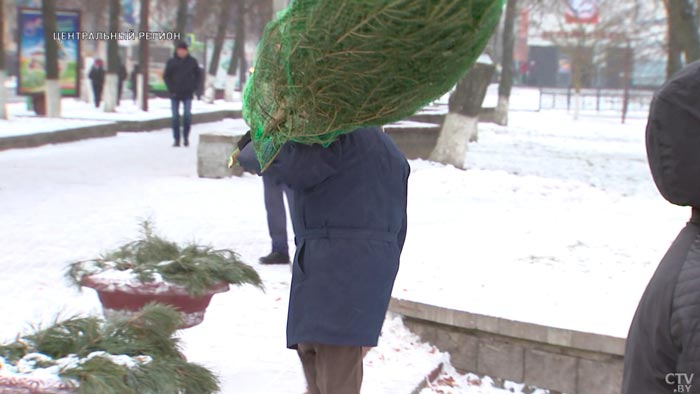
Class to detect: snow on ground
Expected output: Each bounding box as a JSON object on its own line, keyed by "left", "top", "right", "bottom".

{"left": 419, "top": 363, "right": 549, "bottom": 394}
{"left": 3, "top": 96, "right": 241, "bottom": 124}
{"left": 0, "top": 105, "right": 689, "bottom": 391}
{"left": 394, "top": 109, "right": 688, "bottom": 338}
{"left": 0, "top": 97, "right": 242, "bottom": 138}
{"left": 0, "top": 117, "right": 113, "bottom": 137}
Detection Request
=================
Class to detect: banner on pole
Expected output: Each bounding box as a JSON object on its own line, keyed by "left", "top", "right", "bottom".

{"left": 17, "top": 8, "right": 81, "bottom": 96}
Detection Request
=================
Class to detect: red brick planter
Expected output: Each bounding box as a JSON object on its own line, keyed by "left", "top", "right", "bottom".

{"left": 81, "top": 276, "right": 230, "bottom": 329}
{"left": 0, "top": 377, "right": 75, "bottom": 394}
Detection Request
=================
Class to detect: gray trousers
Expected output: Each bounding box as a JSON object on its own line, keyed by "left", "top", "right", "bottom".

{"left": 263, "top": 173, "right": 293, "bottom": 255}
{"left": 297, "top": 343, "right": 363, "bottom": 394}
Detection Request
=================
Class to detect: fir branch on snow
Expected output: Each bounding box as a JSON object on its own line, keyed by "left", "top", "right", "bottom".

{"left": 66, "top": 221, "right": 263, "bottom": 297}
{"left": 0, "top": 304, "right": 220, "bottom": 394}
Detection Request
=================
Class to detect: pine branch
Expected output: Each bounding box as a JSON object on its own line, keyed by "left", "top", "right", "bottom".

{"left": 2, "top": 304, "right": 220, "bottom": 394}
{"left": 67, "top": 221, "right": 263, "bottom": 297}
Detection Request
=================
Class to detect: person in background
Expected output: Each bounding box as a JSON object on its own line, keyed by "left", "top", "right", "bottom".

{"left": 88, "top": 59, "right": 105, "bottom": 108}
{"left": 163, "top": 41, "right": 201, "bottom": 147}
{"left": 235, "top": 126, "right": 410, "bottom": 394}
{"left": 117, "top": 61, "right": 128, "bottom": 106}
{"left": 622, "top": 60, "right": 700, "bottom": 394}
{"left": 130, "top": 64, "right": 140, "bottom": 103}
{"left": 259, "top": 174, "right": 294, "bottom": 265}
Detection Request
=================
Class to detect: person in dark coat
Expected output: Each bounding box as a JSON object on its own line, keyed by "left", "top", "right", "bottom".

{"left": 130, "top": 64, "right": 140, "bottom": 103}
{"left": 117, "top": 62, "right": 128, "bottom": 105}
{"left": 88, "top": 59, "right": 105, "bottom": 108}
{"left": 236, "top": 127, "right": 410, "bottom": 393}
{"left": 163, "top": 41, "right": 201, "bottom": 147}
{"left": 260, "top": 174, "right": 294, "bottom": 265}
{"left": 623, "top": 60, "right": 700, "bottom": 394}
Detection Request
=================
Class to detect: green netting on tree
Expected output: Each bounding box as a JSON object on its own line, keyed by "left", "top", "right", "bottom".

{"left": 243, "top": 0, "right": 505, "bottom": 170}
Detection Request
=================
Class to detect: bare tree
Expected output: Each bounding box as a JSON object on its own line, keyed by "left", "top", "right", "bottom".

{"left": 495, "top": 0, "right": 518, "bottom": 125}
{"left": 43, "top": 0, "right": 61, "bottom": 117}
{"left": 139, "top": 0, "right": 150, "bottom": 111}
{"left": 430, "top": 60, "right": 496, "bottom": 169}
{"left": 204, "top": 0, "right": 233, "bottom": 103}
{"left": 175, "top": 0, "right": 188, "bottom": 38}
{"left": 667, "top": 17, "right": 683, "bottom": 77}
{"left": 663, "top": 0, "right": 700, "bottom": 77}
{"left": 190, "top": 0, "right": 220, "bottom": 39}
{"left": 525, "top": 0, "right": 664, "bottom": 118}
{"left": 103, "top": 0, "right": 121, "bottom": 112}
{"left": 225, "top": 0, "right": 247, "bottom": 102}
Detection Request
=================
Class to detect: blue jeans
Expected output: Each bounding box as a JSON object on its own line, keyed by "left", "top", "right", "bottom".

{"left": 263, "top": 173, "right": 294, "bottom": 255}
{"left": 171, "top": 98, "right": 192, "bottom": 142}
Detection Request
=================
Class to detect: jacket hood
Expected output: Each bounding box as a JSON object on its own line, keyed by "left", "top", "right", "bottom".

{"left": 646, "top": 60, "right": 700, "bottom": 208}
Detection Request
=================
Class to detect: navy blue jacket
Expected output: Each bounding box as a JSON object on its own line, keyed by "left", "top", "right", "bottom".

{"left": 239, "top": 127, "right": 410, "bottom": 348}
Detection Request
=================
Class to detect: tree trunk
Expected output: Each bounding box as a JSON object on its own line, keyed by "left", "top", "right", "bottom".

{"left": 668, "top": 17, "right": 683, "bottom": 78}
{"left": 571, "top": 47, "right": 584, "bottom": 120}
{"left": 0, "top": 0, "right": 6, "bottom": 119}
{"left": 237, "top": 4, "right": 248, "bottom": 87}
{"left": 176, "top": 0, "right": 188, "bottom": 39}
{"left": 139, "top": 0, "right": 150, "bottom": 111}
{"left": 205, "top": 0, "right": 232, "bottom": 103}
{"left": 430, "top": 61, "right": 495, "bottom": 169}
{"left": 42, "top": 0, "right": 61, "bottom": 117}
{"left": 665, "top": 0, "right": 700, "bottom": 66}
{"left": 225, "top": 0, "right": 245, "bottom": 102}
{"left": 104, "top": 0, "right": 121, "bottom": 112}
{"left": 495, "top": 0, "right": 517, "bottom": 126}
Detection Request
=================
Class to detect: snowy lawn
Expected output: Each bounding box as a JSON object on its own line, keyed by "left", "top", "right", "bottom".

{"left": 0, "top": 107, "right": 687, "bottom": 392}
{"left": 395, "top": 110, "right": 688, "bottom": 339}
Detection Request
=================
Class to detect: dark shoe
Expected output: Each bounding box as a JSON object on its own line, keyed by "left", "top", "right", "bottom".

{"left": 259, "top": 252, "right": 290, "bottom": 265}
{"left": 184, "top": 139, "right": 189, "bottom": 147}
{"left": 173, "top": 140, "right": 180, "bottom": 147}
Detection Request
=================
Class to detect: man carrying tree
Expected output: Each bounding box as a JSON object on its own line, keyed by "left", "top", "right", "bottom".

{"left": 164, "top": 41, "right": 201, "bottom": 147}
{"left": 235, "top": 127, "right": 410, "bottom": 394}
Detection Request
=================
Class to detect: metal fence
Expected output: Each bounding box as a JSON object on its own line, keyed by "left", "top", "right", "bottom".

{"left": 538, "top": 87, "right": 655, "bottom": 114}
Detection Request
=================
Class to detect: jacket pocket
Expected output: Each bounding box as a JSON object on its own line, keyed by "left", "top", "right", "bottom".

{"left": 293, "top": 240, "right": 307, "bottom": 275}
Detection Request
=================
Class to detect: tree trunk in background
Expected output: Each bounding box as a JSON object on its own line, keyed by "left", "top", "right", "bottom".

{"left": 665, "top": 0, "right": 700, "bottom": 68}
{"left": 42, "top": 0, "right": 61, "bottom": 117}
{"left": 104, "top": 0, "right": 121, "bottom": 112}
{"left": 237, "top": 2, "right": 248, "bottom": 87}
{"left": 430, "top": 61, "right": 495, "bottom": 169}
{"left": 176, "top": 0, "right": 188, "bottom": 39}
{"left": 0, "top": 0, "right": 7, "bottom": 119}
{"left": 667, "top": 18, "right": 683, "bottom": 78}
{"left": 139, "top": 0, "right": 150, "bottom": 111}
{"left": 495, "top": 0, "right": 517, "bottom": 126}
{"left": 205, "top": 0, "right": 232, "bottom": 103}
{"left": 225, "top": 0, "right": 245, "bottom": 102}
{"left": 570, "top": 43, "right": 586, "bottom": 120}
